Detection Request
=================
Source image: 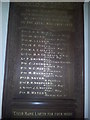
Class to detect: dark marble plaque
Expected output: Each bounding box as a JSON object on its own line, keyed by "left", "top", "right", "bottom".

{"left": 2, "top": 2, "right": 84, "bottom": 118}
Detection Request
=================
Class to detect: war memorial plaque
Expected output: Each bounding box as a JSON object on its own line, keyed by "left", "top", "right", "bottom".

{"left": 2, "top": 3, "right": 84, "bottom": 118}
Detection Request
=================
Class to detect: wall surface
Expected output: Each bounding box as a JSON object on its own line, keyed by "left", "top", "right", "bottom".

{"left": 84, "top": 2, "right": 88, "bottom": 119}
{"left": 0, "top": 2, "right": 9, "bottom": 119}
{"left": 0, "top": 2, "right": 89, "bottom": 119}
{"left": 88, "top": 2, "right": 90, "bottom": 120}
{"left": 0, "top": 1, "right": 2, "bottom": 119}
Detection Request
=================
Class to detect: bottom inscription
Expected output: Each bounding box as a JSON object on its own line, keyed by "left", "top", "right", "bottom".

{"left": 12, "top": 109, "right": 73, "bottom": 118}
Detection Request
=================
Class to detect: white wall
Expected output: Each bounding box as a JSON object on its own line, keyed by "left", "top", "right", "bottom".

{"left": 88, "top": 2, "right": 90, "bottom": 120}
{"left": 0, "top": 2, "right": 89, "bottom": 119}
{"left": 0, "top": 2, "right": 2, "bottom": 119}
{"left": 84, "top": 2, "right": 88, "bottom": 119}
{"left": 0, "top": 2, "right": 9, "bottom": 119}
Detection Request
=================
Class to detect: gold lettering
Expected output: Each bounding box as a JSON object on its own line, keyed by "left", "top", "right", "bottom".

{"left": 13, "top": 111, "right": 24, "bottom": 116}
